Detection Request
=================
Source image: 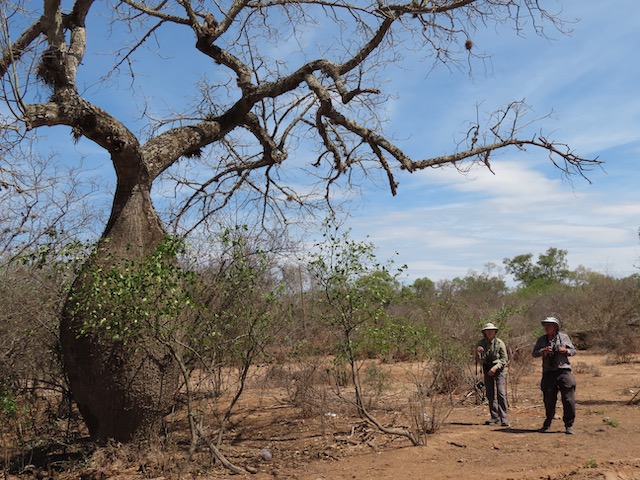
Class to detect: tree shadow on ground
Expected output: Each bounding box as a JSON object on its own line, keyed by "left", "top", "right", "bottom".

{"left": 1, "top": 438, "right": 95, "bottom": 476}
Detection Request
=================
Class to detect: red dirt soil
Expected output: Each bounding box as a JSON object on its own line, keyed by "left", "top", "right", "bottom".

{"left": 245, "top": 353, "right": 640, "bottom": 480}
{"left": 10, "top": 353, "right": 639, "bottom": 480}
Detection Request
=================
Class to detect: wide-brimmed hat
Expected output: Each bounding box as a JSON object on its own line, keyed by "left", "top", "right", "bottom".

{"left": 541, "top": 316, "right": 560, "bottom": 328}
{"left": 481, "top": 322, "right": 499, "bottom": 331}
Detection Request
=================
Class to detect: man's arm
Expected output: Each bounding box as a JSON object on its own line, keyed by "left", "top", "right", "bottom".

{"left": 560, "top": 333, "right": 576, "bottom": 356}
{"left": 532, "top": 336, "right": 546, "bottom": 358}
{"left": 496, "top": 340, "right": 509, "bottom": 368}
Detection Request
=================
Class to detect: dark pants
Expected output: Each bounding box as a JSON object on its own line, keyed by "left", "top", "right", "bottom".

{"left": 484, "top": 366, "right": 508, "bottom": 423}
{"left": 540, "top": 369, "right": 576, "bottom": 427}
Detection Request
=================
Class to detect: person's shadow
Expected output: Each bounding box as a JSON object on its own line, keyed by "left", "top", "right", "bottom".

{"left": 497, "top": 427, "right": 563, "bottom": 434}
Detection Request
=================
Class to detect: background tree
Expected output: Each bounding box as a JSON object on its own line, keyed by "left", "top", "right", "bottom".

{"left": 0, "top": 146, "right": 103, "bottom": 262}
{"left": 409, "top": 277, "right": 436, "bottom": 299}
{"left": 503, "top": 247, "right": 572, "bottom": 290}
{"left": 1, "top": 0, "right": 599, "bottom": 441}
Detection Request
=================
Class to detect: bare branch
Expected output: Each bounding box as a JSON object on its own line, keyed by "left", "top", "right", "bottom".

{"left": 0, "top": 11, "right": 44, "bottom": 78}
{"left": 3, "top": 0, "right": 599, "bottom": 231}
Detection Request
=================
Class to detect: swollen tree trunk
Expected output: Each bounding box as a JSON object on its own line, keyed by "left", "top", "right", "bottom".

{"left": 60, "top": 182, "right": 180, "bottom": 442}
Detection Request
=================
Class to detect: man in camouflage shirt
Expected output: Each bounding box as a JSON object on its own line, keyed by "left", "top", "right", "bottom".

{"left": 476, "top": 322, "right": 509, "bottom": 427}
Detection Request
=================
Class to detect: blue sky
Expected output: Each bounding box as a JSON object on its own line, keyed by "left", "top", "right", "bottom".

{"left": 9, "top": 1, "right": 640, "bottom": 283}
{"left": 342, "top": 2, "right": 640, "bottom": 283}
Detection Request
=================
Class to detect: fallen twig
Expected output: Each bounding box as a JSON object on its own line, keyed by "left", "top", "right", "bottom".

{"left": 448, "top": 441, "right": 467, "bottom": 448}
{"left": 195, "top": 423, "right": 249, "bottom": 475}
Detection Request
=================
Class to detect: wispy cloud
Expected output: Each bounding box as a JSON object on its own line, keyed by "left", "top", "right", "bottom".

{"left": 347, "top": 149, "right": 639, "bottom": 282}
{"left": 337, "top": 2, "right": 640, "bottom": 284}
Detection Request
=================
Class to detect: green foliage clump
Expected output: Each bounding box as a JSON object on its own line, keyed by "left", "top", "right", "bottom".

{"left": 361, "top": 319, "right": 435, "bottom": 362}
{"left": 307, "top": 221, "right": 405, "bottom": 330}
{"left": 504, "top": 247, "right": 571, "bottom": 290}
{"left": 604, "top": 417, "right": 619, "bottom": 428}
{"left": 307, "top": 222, "right": 411, "bottom": 366}
{"left": 68, "top": 236, "right": 195, "bottom": 344}
{"left": 0, "top": 387, "right": 18, "bottom": 417}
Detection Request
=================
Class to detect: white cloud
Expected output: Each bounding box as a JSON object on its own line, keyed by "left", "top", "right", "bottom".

{"left": 343, "top": 146, "right": 640, "bottom": 283}
{"left": 334, "top": 2, "right": 640, "bottom": 284}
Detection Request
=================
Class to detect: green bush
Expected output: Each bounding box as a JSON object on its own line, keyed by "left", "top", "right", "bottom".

{"left": 361, "top": 319, "right": 435, "bottom": 361}
{"left": 0, "top": 387, "right": 18, "bottom": 418}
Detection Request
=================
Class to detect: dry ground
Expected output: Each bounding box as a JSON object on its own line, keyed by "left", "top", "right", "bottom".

{"left": 222, "top": 353, "right": 640, "bottom": 480}
{"left": 285, "top": 353, "right": 640, "bottom": 480}
{"left": 5, "top": 353, "right": 640, "bottom": 480}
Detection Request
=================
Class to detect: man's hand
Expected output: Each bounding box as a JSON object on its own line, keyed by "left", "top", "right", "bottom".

{"left": 488, "top": 365, "right": 498, "bottom": 377}
{"left": 476, "top": 346, "right": 485, "bottom": 354}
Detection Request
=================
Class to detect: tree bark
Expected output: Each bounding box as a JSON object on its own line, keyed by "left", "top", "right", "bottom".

{"left": 60, "top": 181, "right": 180, "bottom": 442}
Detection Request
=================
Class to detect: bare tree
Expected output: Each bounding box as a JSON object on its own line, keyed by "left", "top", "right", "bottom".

{"left": 0, "top": 149, "right": 104, "bottom": 262}
{"left": 1, "top": 0, "right": 600, "bottom": 442}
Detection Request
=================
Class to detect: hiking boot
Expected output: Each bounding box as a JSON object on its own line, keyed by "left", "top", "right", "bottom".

{"left": 539, "top": 421, "right": 551, "bottom": 432}
{"left": 501, "top": 422, "right": 510, "bottom": 427}
{"left": 485, "top": 419, "right": 499, "bottom": 425}
{"left": 565, "top": 426, "right": 575, "bottom": 435}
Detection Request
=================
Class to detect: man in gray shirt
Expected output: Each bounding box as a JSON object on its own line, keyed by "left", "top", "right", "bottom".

{"left": 532, "top": 316, "right": 577, "bottom": 434}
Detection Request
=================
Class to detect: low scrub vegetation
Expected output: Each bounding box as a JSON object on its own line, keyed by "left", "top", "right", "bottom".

{"left": 1, "top": 225, "right": 639, "bottom": 475}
